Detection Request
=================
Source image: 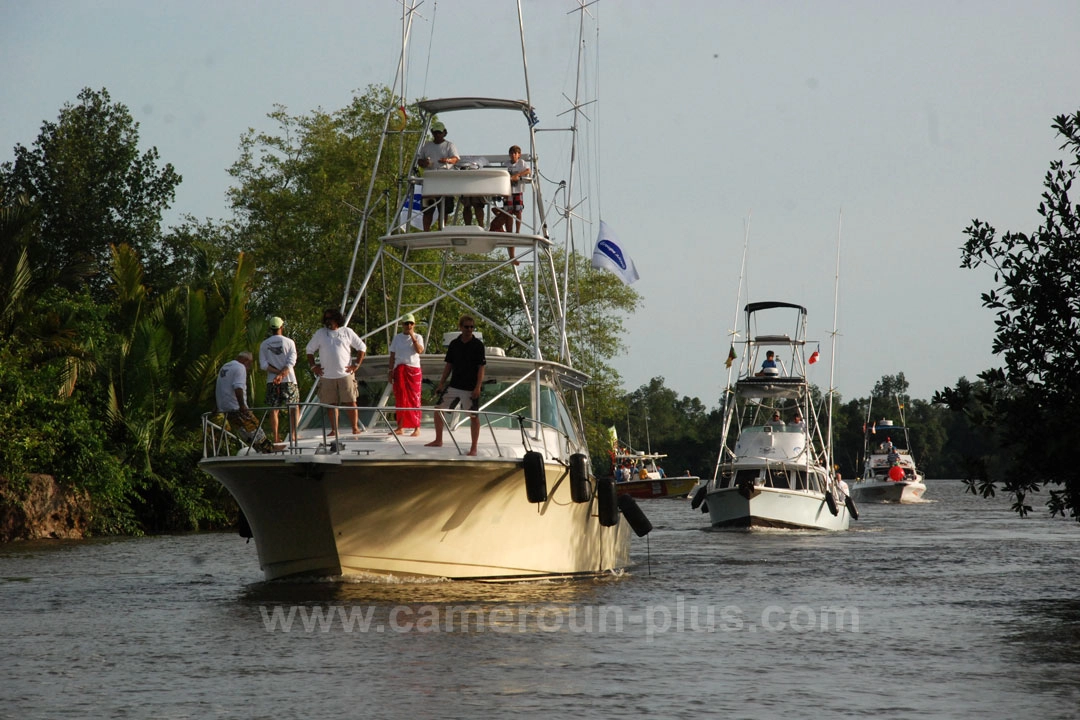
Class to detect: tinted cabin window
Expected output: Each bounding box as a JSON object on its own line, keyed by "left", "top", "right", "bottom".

{"left": 767, "top": 467, "right": 789, "bottom": 488}
{"left": 734, "top": 469, "right": 759, "bottom": 486}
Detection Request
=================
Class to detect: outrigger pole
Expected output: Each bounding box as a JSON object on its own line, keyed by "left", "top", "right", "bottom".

{"left": 826, "top": 210, "right": 842, "bottom": 481}
{"left": 713, "top": 211, "right": 752, "bottom": 482}
{"left": 340, "top": 1, "right": 420, "bottom": 316}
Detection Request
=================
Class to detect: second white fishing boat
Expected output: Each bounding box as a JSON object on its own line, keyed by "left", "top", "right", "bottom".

{"left": 694, "top": 301, "right": 856, "bottom": 530}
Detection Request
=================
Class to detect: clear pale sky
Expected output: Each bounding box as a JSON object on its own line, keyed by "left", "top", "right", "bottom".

{"left": 4, "top": 0, "right": 1078, "bottom": 407}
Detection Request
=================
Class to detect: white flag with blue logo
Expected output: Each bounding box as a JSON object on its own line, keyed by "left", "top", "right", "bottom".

{"left": 395, "top": 190, "right": 426, "bottom": 231}
{"left": 591, "top": 221, "right": 639, "bottom": 284}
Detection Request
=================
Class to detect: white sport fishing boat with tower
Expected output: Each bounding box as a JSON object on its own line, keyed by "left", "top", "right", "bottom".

{"left": 693, "top": 301, "right": 856, "bottom": 530}
{"left": 691, "top": 227, "right": 857, "bottom": 530}
{"left": 199, "top": 3, "right": 651, "bottom": 581}
{"left": 850, "top": 398, "right": 927, "bottom": 503}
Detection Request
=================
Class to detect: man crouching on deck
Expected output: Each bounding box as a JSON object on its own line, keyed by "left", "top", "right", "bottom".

{"left": 426, "top": 315, "right": 486, "bottom": 455}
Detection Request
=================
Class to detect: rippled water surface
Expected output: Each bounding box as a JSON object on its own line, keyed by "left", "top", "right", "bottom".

{"left": 2, "top": 480, "right": 1078, "bottom": 719}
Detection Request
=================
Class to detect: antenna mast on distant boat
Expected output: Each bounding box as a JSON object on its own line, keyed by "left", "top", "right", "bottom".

{"left": 713, "top": 211, "right": 751, "bottom": 481}
{"left": 826, "top": 210, "right": 842, "bottom": 477}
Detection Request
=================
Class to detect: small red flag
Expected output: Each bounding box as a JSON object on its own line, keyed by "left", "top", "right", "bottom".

{"left": 808, "top": 350, "right": 820, "bottom": 364}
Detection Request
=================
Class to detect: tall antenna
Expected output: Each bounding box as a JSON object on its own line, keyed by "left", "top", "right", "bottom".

{"left": 826, "top": 210, "right": 842, "bottom": 479}
{"left": 556, "top": 0, "right": 592, "bottom": 357}
{"left": 713, "top": 212, "right": 751, "bottom": 481}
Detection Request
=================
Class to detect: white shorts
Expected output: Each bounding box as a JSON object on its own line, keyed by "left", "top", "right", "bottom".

{"left": 436, "top": 387, "right": 477, "bottom": 411}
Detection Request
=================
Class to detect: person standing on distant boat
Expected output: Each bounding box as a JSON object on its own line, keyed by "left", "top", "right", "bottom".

{"left": 215, "top": 351, "right": 273, "bottom": 453}
{"left": 306, "top": 308, "right": 367, "bottom": 437}
{"left": 426, "top": 315, "right": 486, "bottom": 456}
{"left": 791, "top": 411, "right": 807, "bottom": 432}
{"left": 259, "top": 316, "right": 300, "bottom": 444}
{"left": 417, "top": 121, "right": 460, "bottom": 231}
{"left": 388, "top": 313, "right": 425, "bottom": 436}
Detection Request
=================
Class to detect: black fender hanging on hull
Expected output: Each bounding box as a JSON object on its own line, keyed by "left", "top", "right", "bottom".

{"left": 597, "top": 477, "right": 619, "bottom": 527}
{"left": 569, "top": 453, "right": 591, "bottom": 503}
{"left": 617, "top": 494, "right": 652, "bottom": 537}
{"left": 825, "top": 490, "right": 839, "bottom": 516}
{"left": 523, "top": 451, "right": 548, "bottom": 503}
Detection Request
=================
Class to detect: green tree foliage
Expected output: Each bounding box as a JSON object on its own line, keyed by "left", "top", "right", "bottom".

{"left": 0, "top": 88, "right": 181, "bottom": 299}
{"left": 226, "top": 86, "right": 406, "bottom": 330}
{"left": 596, "top": 377, "right": 715, "bottom": 479}
{"left": 0, "top": 87, "right": 259, "bottom": 534}
{"left": 935, "top": 110, "right": 1080, "bottom": 521}
{"left": 872, "top": 372, "right": 910, "bottom": 401}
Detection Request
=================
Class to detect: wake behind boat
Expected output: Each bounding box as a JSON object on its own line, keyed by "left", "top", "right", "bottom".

{"left": 694, "top": 302, "right": 855, "bottom": 530}
{"left": 199, "top": 4, "right": 648, "bottom": 581}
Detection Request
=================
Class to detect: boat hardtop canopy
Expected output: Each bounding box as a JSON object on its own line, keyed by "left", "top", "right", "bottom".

{"left": 418, "top": 97, "right": 534, "bottom": 115}
{"left": 744, "top": 301, "right": 809, "bottom": 346}
{"left": 745, "top": 300, "right": 808, "bottom": 315}
{"left": 615, "top": 451, "right": 668, "bottom": 461}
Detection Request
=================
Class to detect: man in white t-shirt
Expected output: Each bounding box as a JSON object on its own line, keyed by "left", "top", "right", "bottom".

{"left": 417, "top": 121, "right": 460, "bottom": 231}
{"left": 258, "top": 316, "right": 299, "bottom": 444}
{"left": 215, "top": 351, "right": 272, "bottom": 453}
{"left": 306, "top": 308, "right": 367, "bottom": 437}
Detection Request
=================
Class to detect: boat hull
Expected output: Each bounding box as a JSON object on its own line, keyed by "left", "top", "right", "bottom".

{"left": 615, "top": 476, "right": 698, "bottom": 499}
{"left": 850, "top": 478, "right": 926, "bottom": 503}
{"left": 705, "top": 486, "right": 851, "bottom": 531}
{"left": 201, "top": 454, "right": 630, "bottom": 581}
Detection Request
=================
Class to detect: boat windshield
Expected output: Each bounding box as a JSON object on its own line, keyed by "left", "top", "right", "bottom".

{"left": 742, "top": 424, "right": 805, "bottom": 435}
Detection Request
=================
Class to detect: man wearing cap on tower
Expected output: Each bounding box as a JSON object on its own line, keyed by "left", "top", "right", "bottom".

{"left": 259, "top": 316, "right": 300, "bottom": 444}
{"left": 417, "top": 119, "right": 460, "bottom": 231}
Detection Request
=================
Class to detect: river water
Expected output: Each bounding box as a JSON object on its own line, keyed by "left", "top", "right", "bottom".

{"left": 2, "top": 480, "right": 1078, "bottom": 719}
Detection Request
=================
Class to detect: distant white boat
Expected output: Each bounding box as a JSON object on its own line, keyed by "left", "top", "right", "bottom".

{"left": 695, "top": 302, "right": 856, "bottom": 530}
{"left": 850, "top": 414, "right": 927, "bottom": 503}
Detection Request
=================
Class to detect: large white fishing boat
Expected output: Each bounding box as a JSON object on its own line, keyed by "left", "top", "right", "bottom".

{"left": 694, "top": 301, "right": 856, "bottom": 530}
{"left": 200, "top": 4, "right": 649, "bottom": 581}
{"left": 850, "top": 413, "right": 927, "bottom": 503}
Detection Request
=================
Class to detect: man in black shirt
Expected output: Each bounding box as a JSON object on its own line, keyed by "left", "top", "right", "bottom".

{"left": 425, "top": 315, "right": 486, "bottom": 455}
